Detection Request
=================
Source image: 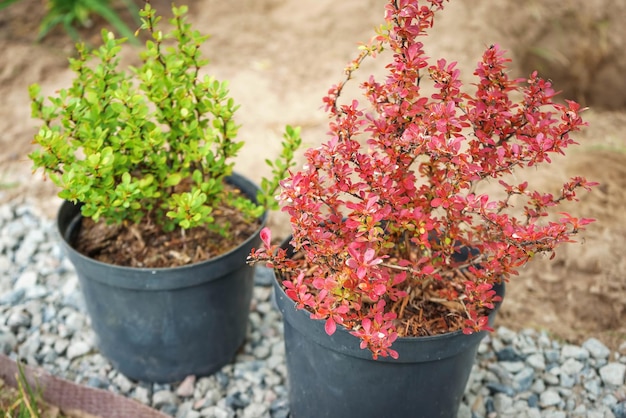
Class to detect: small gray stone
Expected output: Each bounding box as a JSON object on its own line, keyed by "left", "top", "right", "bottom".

{"left": 242, "top": 370, "right": 263, "bottom": 386}
{"left": 14, "top": 240, "right": 39, "bottom": 265}
{"left": 577, "top": 407, "right": 600, "bottom": 418}
{"left": 113, "top": 373, "right": 134, "bottom": 393}
{"left": 0, "top": 251, "right": 13, "bottom": 269}
{"left": 252, "top": 344, "right": 271, "bottom": 359}
{"left": 525, "top": 353, "right": 546, "bottom": 370}
{"left": 612, "top": 400, "right": 626, "bottom": 418}
{"left": 561, "top": 345, "right": 590, "bottom": 361}
{"left": 262, "top": 369, "right": 282, "bottom": 387}
{"left": 214, "top": 371, "right": 230, "bottom": 389}
{"left": 0, "top": 331, "right": 17, "bottom": 354}
{"left": 539, "top": 389, "right": 561, "bottom": 407}
{"left": 152, "top": 383, "right": 173, "bottom": 393}
{"left": 522, "top": 407, "right": 541, "bottom": 418}
{"left": 487, "top": 363, "right": 514, "bottom": 386}
{"left": 486, "top": 382, "right": 516, "bottom": 397}
{"left": 477, "top": 341, "right": 490, "bottom": 355}
{"left": 66, "top": 340, "right": 91, "bottom": 360}
{"left": 3, "top": 219, "right": 26, "bottom": 241}
{"left": 89, "top": 354, "right": 110, "bottom": 371}
{"left": 153, "top": 390, "right": 179, "bottom": 408}
{"left": 200, "top": 406, "right": 233, "bottom": 418}
{"left": 42, "top": 305, "right": 57, "bottom": 323}
{"left": 63, "top": 311, "right": 85, "bottom": 335}
{"left": 556, "top": 387, "right": 572, "bottom": 399}
{"left": 583, "top": 377, "right": 602, "bottom": 396}
{"left": 132, "top": 386, "right": 151, "bottom": 405}
{"left": 225, "top": 390, "right": 251, "bottom": 410}
{"left": 53, "top": 338, "right": 70, "bottom": 355}
{"left": 513, "top": 367, "right": 535, "bottom": 392}
{"left": 592, "top": 358, "right": 608, "bottom": 368}
{"left": 0, "top": 288, "right": 25, "bottom": 306}
{"left": 511, "top": 399, "right": 529, "bottom": 413}
{"left": 24, "top": 285, "right": 48, "bottom": 300}
{"left": 559, "top": 373, "right": 576, "bottom": 388}
{"left": 530, "top": 378, "right": 545, "bottom": 394}
{"left": 0, "top": 205, "right": 13, "bottom": 223}
{"left": 542, "top": 411, "right": 566, "bottom": 418}
{"left": 500, "top": 361, "right": 525, "bottom": 374}
{"left": 491, "top": 337, "right": 505, "bottom": 353}
{"left": 40, "top": 345, "right": 58, "bottom": 363}
{"left": 54, "top": 357, "right": 70, "bottom": 372}
{"left": 242, "top": 403, "right": 268, "bottom": 418}
{"left": 176, "top": 401, "right": 198, "bottom": 418}
{"left": 560, "top": 358, "right": 584, "bottom": 375}
{"left": 496, "top": 327, "right": 517, "bottom": 344}
{"left": 18, "top": 332, "right": 40, "bottom": 359}
{"left": 599, "top": 363, "right": 626, "bottom": 386}
{"left": 493, "top": 393, "right": 514, "bottom": 412}
{"left": 583, "top": 338, "right": 611, "bottom": 359}
{"left": 7, "top": 310, "right": 31, "bottom": 329}
{"left": 194, "top": 389, "right": 221, "bottom": 409}
{"left": 256, "top": 301, "right": 273, "bottom": 315}
{"left": 194, "top": 376, "right": 217, "bottom": 399}
{"left": 544, "top": 349, "right": 560, "bottom": 364}
{"left": 602, "top": 394, "right": 619, "bottom": 408}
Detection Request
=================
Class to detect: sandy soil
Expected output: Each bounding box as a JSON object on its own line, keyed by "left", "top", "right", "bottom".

{"left": 1, "top": 0, "right": 625, "bottom": 351}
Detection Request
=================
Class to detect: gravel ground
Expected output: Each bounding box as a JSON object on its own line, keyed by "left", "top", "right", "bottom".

{"left": 1, "top": 202, "right": 625, "bottom": 418}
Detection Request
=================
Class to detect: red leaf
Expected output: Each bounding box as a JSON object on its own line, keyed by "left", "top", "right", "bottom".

{"left": 259, "top": 227, "right": 272, "bottom": 248}
{"left": 325, "top": 318, "right": 337, "bottom": 335}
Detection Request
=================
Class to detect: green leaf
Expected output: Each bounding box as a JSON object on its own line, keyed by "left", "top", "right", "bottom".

{"left": 165, "top": 173, "right": 182, "bottom": 187}
{"left": 257, "top": 124, "right": 302, "bottom": 211}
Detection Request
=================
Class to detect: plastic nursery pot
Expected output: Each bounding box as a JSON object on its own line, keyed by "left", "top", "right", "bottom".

{"left": 57, "top": 173, "right": 266, "bottom": 383}
{"left": 274, "top": 237, "right": 505, "bottom": 418}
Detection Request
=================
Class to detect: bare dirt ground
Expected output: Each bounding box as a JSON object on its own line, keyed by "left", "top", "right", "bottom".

{"left": 1, "top": 0, "right": 625, "bottom": 351}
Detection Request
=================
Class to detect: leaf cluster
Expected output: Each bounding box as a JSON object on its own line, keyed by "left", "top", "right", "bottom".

{"left": 29, "top": 3, "right": 300, "bottom": 235}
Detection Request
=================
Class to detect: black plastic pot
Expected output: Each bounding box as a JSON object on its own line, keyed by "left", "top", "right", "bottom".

{"left": 274, "top": 238, "right": 504, "bottom": 418}
{"left": 57, "top": 173, "right": 266, "bottom": 383}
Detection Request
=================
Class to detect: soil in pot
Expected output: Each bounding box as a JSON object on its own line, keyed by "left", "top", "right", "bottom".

{"left": 73, "top": 182, "right": 261, "bottom": 268}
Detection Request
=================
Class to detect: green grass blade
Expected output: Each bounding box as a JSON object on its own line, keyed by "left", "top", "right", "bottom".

{"left": 16, "top": 362, "right": 41, "bottom": 418}
{"left": 0, "top": 0, "right": 22, "bottom": 11}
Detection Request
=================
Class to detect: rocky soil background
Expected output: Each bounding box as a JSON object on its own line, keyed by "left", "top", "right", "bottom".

{"left": 0, "top": 0, "right": 625, "bottom": 414}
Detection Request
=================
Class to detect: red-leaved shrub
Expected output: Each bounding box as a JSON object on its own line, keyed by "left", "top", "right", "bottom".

{"left": 250, "top": 0, "right": 596, "bottom": 359}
